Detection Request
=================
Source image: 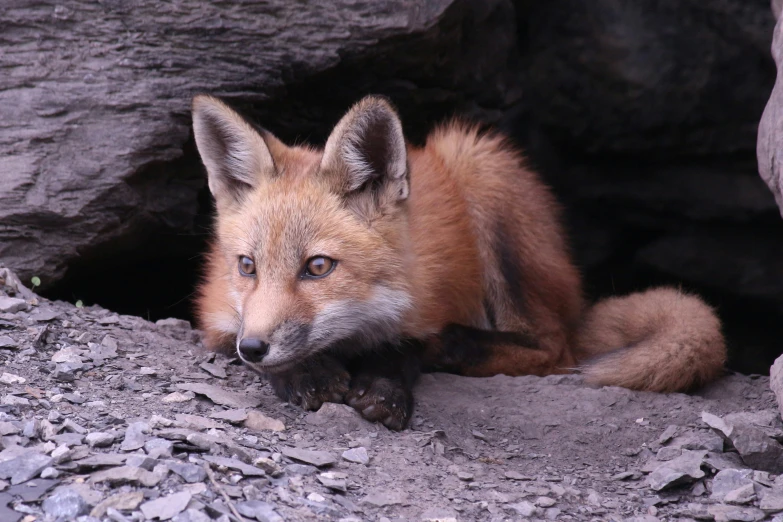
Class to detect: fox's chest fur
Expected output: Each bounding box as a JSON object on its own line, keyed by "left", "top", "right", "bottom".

{"left": 192, "top": 94, "right": 726, "bottom": 430}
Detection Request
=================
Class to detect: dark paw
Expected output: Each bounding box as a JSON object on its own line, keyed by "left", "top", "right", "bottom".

{"left": 346, "top": 374, "right": 413, "bottom": 431}
{"left": 267, "top": 356, "right": 350, "bottom": 411}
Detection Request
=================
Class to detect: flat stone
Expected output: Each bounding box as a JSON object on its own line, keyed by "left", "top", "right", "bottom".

{"left": 176, "top": 383, "right": 262, "bottom": 408}
{"left": 52, "top": 432, "right": 84, "bottom": 445}
{"left": 508, "top": 501, "right": 538, "bottom": 517}
{"left": 647, "top": 450, "right": 707, "bottom": 491}
{"left": 304, "top": 402, "right": 370, "bottom": 433}
{"left": 199, "top": 362, "right": 227, "bottom": 379}
{"left": 144, "top": 438, "right": 174, "bottom": 459}
{"left": 656, "top": 447, "right": 682, "bottom": 461}
{"left": 342, "top": 447, "right": 369, "bottom": 465}
{"left": 361, "top": 489, "right": 406, "bottom": 507}
{"left": 32, "top": 309, "right": 61, "bottom": 322}
{"left": 209, "top": 409, "right": 248, "bottom": 424}
{"left": 121, "top": 421, "right": 150, "bottom": 451}
{"left": 724, "top": 483, "right": 756, "bottom": 505}
{"left": 286, "top": 464, "right": 318, "bottom": 475}
{"left": 0, "top": 298, "right": 27, "bottom": 314}
{"left": 90, "top": 491, "right": 144, "bottom": 518}
{"left": 1, "top": 395, "right": 29, "bottom": 406}
{"left": 89, "top": 465, "right": 164, "bottom": 487}
{"left": 51, "top": 346, "right": 84, "bottom": 364}
{"left": 86, "top": 432, "right": 115, "bottom": 448}
{"left": 126, "top": 455, "right": 158, "bottom": 471}
{"left": 0, "top": 422, "right": 19, "bottom": 436}
{"left": 73, "top": 453, "right": 128, "bottom": 471}
{"left": 708, "top": 504, "right": 766, "bottom": 522}
{"left": 168, "top": 462, "right": 207, "bottom": 483}
{"left": 236, "top": 500, "right": 283, "bottom": 522}
{"left": 202, "top": 456, "right": 266, "bottom": 477}
{"left": 140, "top": 491, "right": 191, "bottom": 520}
{"left": 244, "top": 410, "right": 285, "bottom": 432}
{"left": 162, "top": 392, "right": 193, "bottom": 404}
{"left": 0, "top": 373, "right": 24, "bottom": 385}
{"left": 172, "top": 509, "right": 213, "bottom": 522}
{"left": 761, "top": 485, "right": 783, "bottom": 513}
{"left": 174, "top": 414, "right": 221, "bottom": 431}
{"left": 0, "top": 452, "right": 53, "bottom": 484}
{"left": 282, "top": 447, "right": 337, "bottom": 467}
{"left": 318, "top": 474, "right": 347, "bottom": 492}
{"left": 0, "top": 336, "right": 16, "bottom": 349}
{"left": 42, "top": 488, "right": 89, "bottom": 519}
{"left": 712, "top": 469, "right": 755, "bottom": 501}
{"left": 505, "top": 471, "right": 533, "bottom": 481}
{"left": 703, "top": 411, "right": 783, "bottom": 473}
{"left": 252, "top": 457, "right": 283, "bottom": 477}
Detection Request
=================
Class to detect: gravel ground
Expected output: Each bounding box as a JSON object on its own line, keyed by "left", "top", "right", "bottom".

{"left": 0, "top": 267, "right": 781, "bottom": 522}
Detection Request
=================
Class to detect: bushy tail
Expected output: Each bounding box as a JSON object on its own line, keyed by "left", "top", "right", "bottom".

{"left": 575, "top": 287, "right": 726, "bottom": 393}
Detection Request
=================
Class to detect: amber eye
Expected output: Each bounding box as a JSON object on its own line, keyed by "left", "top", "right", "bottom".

{"left": 304, "top": 256, "right": 336, "bottom": 278}
{"left": 238, "top": 256, "right": 256, "bottom": 276}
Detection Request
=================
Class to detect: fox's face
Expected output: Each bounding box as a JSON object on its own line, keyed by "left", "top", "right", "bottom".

{"left": 192, "top": 95, "right": 413, "bottom": 372}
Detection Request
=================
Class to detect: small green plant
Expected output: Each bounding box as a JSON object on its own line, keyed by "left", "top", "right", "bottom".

{"left": 30, "top": 276, "right": 41, "bottom": 289}
{"left": 75, "top": 300, "right": 84, "bottom": 308}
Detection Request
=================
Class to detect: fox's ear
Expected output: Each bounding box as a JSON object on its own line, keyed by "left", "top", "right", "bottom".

{"left": 320, "top": 96, "right": 409, "bottom": 216}
{"left": 192, "top": 95, "right": 275, "bottom": 210}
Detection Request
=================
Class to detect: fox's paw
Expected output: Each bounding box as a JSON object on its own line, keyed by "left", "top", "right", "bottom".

{"left": 346, "top": 375, "right": 413, "bottom": 431}
{"left": 267, "top": 356, "right": 350, "bottom": 411}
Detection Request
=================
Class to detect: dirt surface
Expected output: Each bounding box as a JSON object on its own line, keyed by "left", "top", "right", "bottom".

{"left": 0, "top": 268, "right": 781, "bottom": 522}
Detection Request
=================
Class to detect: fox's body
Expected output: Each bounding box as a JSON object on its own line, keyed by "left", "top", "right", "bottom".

{"left": 192, "top": 95, "right": 726, "bottom": 429}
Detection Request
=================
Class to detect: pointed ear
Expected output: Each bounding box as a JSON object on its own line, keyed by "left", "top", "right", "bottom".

{"left": 192, "top": 95, "right": 276, "bottom": 211}
{"left": 319, "top": 96, "right": 409, "bottom": 215}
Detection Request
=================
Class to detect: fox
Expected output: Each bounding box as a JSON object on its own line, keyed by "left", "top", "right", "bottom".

{"left": 191, "top": 94, "right": 726, "bottom": 430}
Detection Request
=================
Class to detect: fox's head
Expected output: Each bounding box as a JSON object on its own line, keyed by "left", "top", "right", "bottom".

{"left": 192, "top": 95, "right": 414, "bottom": 373}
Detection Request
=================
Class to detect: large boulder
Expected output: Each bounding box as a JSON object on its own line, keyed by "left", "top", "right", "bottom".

{"left": 0, "top": 0, "right": 520, "bottom": 287}
{"left": 759, "top": 0, "right": 783, "bottom": 216}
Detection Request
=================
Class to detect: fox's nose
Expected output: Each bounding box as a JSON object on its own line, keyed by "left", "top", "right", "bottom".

{"left": 238, "top": 338, "right": 270, "bottom": 363}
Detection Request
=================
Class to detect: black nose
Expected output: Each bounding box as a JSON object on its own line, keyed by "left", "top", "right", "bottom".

{"left": 238, "top": 338, "right": 269, "bottom": 363}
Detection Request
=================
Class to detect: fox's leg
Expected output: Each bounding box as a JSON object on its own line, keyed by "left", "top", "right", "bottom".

{"left": 267, "top": 354, "right": 351, "bottom": 411}
{"left": 425, "top": 323, "right": 572, "bottom": 377}
{"left": 345, "top": 342, "right": 422, "bottom": 431}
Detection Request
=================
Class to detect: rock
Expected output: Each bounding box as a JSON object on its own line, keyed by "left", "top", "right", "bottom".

{"left": 209, "top": 409, "right": 248, "bottom": 424}
{"left": 0, "top": 452, "right": 53, "bottom": 484}
{"left": 162, "top": 392, "right": 193, "bottom": 404}
{"left": 703, "top": 411, "right": 783, "bottom": 473}
{"left": 712, "top": 469, "right": 755, "bottom": 502}
{"left": 0, "top": 298, "right": 27, "bottom": 314}
{"left": 761, "top": 485, "right": 783, "bottom": 513}
{"left": 42, "top": 488, "right": 89, "bottom": 519}
{"left": 235, "top": 500, "right": 283, "bottom": 522}
{"left": 647, "top": 450, "right": 707, "bottom": 491}
{"left": 305, "top": 402, "right": 370, "bottom": 433}
{"left": 168, "top": 462, "right": 207, "bottom": 483}
{"left": 342, "top": 447, "right": 370, "bottom": 465}
{"left": 772, "top": 355, "right": 783, "bottom": 419}
{"left": 174, "top": 414, "right": 221, "bottom": 431}
{"left": 281, "top": 447, "right": 337, "bottom": 467}
{"left": 73, "top": 453, "right": 128, "bottom": 471}
{"left": 508, "top": 501, "right": 538, "bottom": 517}
{"left": 0, "top": 336, "right": 16, "bottom": 349}
{"left": 176, "top": 383, "right": 262, "bottom": 408}
{"left": 244, "top": 410, "right": 285, "bottom": 432}
{"left": 362, "top": 490, "right": 407, "bottom": 507}
{"left": 140, "top": 491, "right": 191, "bottom": 521}
{"left": 708, "top": 504, "right": 767, "bottom": 522}
{"left": 90, "top": 491, "right": 145, "bottom": 518}
{"left": 505, "top": 470, "right": 533, "bottom": 481}
{"left": 86, "top": 432, "right": 115, "bottom": 448}
{"left": 318, "top": 474, "right": 347, "bottom": 492}
{"left": 202, "top": 456, "right": 266, "bottom": 477}
{"left": 0, "top": 373, "right": 24, "bottom": 385}
{"left": 89, "top": 465, "right": 164, "bottom": 487}
{"left": 724, "top": 483, "right": 756, "bottom": 505}
{"left": 155, "top": 318, "right": 191, "bottom": 333}
{"left": 286, "top": 464, "right": 318, "bottom": 476}
{"left": 144, "top": 438, "right": 174, "bottom": 459}
{"left": 125, "top": 455, "right": 158, "bottom": 471}
{"left": 252, "top": 457, "right": 283, "bottom": 477}
{"left": 51, "top": 346, "right": 84, "bottom": 364}
{"left": 173, "top": 509, "right": 213, "bottom": 522}
{"left": 120, "top": 421, "right": 150, "bottom": 451}
{"left": 199, "top": 362, "right": 227, "bottom": 379}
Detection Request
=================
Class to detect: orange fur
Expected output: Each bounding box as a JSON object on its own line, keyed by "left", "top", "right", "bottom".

{"left": 192, "top": 95, "right": 726, "bottom": 393}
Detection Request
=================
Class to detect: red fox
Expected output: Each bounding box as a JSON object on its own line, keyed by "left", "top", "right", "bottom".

{"left": 191, "top": 94, "right": 726, "bottom": 430}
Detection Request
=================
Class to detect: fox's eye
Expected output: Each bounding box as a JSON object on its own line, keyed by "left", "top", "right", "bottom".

{"left": 238, "top": 256, "right": 256, "bottom": 276}
{"left": 304, "top": 256, "right": 336, "bottom": 278}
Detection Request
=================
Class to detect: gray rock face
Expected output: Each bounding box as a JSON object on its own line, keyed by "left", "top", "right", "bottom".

{"left": 0, "top": 0, "right": 519, "bottom": 288}
{"left": 759, "top": 9, "right": 783, "bottom": 217}
{"left": 772, "top": 355, "right": 783, "bottom": 419}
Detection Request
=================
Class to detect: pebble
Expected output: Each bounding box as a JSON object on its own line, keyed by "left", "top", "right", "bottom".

{"left": 342, "top": 447, "right": 370, "bottom": 465}
{"left": 42, "top": 487, "right": 89, "bottom": 518}
{"left": 536, "top": 496, "right": 557, "bottom": 507}
{"left": 253, "top": 457, "right": 283, "bottom": 477}
{"left": 282, "top": 447, "right": 337, "bottom": 467}
{"left": 162, "top": 392, "right": 193, "bottom": 404}
{"left": 457, "top": 471, "right": 474, "bottom": 481}
{"left": 140, "top": 491, "right": 192, "bottom": 520}
{"left": 202, "top": 455, "right": 266, "bottom": 476}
